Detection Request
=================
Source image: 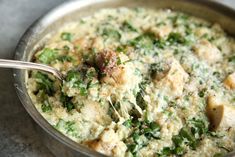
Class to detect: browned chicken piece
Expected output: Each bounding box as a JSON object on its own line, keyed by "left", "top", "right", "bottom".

{"left": 80, "top": 100, "right": 111, "bottom": 125}
{"left": 84, "top": 129, "right": 126, "bottom": 156}
{"left": 224, "top": 72, "right": 235, "bottom": 90}
{"left": 149, "top": 26, "right": 172, "bottom": 38}
{"left": 206, "top": 95, "right": 235, "bottom": 131}
{"left": 95, "top": 50, "right": 118, "bottom": 75}
{"left": 192, "top": 39, "right": 222, "bottom": 64}
{"left": 91, "top": 37, "right": 104, "bottom": 51}
{"left": 154, "top": 58, "right": 189, "bottom": 97}
{"left": 102, "top": 66, "right": 128, "bottom": 85}
{"left": 141, "top": 25, "right": 172, "bottom": 39}
{"left": 96, "top": 50, "right": 130, "bottom": 86}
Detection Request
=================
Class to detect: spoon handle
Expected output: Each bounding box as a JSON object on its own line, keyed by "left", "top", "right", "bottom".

{"left": 0, "top": 59, "right": 64, "bottom": 81}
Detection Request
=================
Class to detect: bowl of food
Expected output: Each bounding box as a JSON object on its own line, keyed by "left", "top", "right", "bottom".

{"left": 13, "top": 0, "right": 235, "bottom": 156}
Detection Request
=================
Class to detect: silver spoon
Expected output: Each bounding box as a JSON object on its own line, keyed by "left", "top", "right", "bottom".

{"left": 0, "top": 59, "right": 64, "bottom": 81}
{"left": 0, "top": 58, "right": 144, "bottom": 116}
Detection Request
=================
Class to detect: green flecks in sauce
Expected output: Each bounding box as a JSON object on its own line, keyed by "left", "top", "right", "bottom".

{"left": 28, "top": 8, "right": 235, "bottom": 157}
{"left": 61, "top": 32, "right": 73, "bottom": 41}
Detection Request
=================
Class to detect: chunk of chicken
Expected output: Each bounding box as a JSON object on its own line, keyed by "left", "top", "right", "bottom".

{"left": 96, "top": 50, "right": 118, "bottom": 75}
{"left": 206, "top": 95, "right": 235, "bottom": 130}
{"left": 149, "top": 26, "right": 172, "bottom": 38}
{"left": 155, "top": 58, "right": 189, "bottom": 97}
{"left": 80, "top": 100, "right": 111, "bottom": 125}
{"left": 224, "top": 72, "right": 235, "bottom": 90}
{"left": 192, "top": 40, "right": 222, "bottom": 64}
{"left": 91, "top": 37, "right": 104, "bottom": 51}
{"left": 101, "top": 66, "right": 128, "bottom": 86}
{"left": 96, "top": 50, "right": 130, "bottom": 86}
{"left": 84, "top": 129, "right": 127, "bottom": 156}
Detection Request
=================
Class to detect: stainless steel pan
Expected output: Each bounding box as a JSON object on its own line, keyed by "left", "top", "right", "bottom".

{"left": 13, "top": 0, "right": 235, "bottom": 156}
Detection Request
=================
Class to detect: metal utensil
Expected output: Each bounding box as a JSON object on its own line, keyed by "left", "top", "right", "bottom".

{"left": 0, "top": 59, "right": 64, "bottom": 81}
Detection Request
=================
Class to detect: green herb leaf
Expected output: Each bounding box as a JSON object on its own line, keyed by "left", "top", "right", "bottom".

{"left": 130, "top": 33, "right": 155, "bottom": 50}
{"left": 161, "top": 147, "right": 172, "bottom": 156}
{"left": 228, "top": 55, "right": 235, "bottom": 63}
{"left": 209, "top": 131, "right": 225, "bottom": 138}
{"left": 61, "top": 32, "right": 73, "bottom": 41}
{"left": 172, "top": 146, "right": 184, "bottom": 155}
{"left": 198, "top": 90, "right": 205, "bottom": 98}
{"left": 57, "top": 55, "right": 73, "bottom": 62}
{"left": 65, "top": 69, "right": 94, "bottom": 96}
{"left": 149, "top": 122, "right": 160, "bottom": 131}
{"left": 128, "top": 144, "right": 138, "bottom": 153}
{"left": 65, "top": 70, "right": 81, "bottom": 82}
{"left": 41, "top": 100, "right": 52, "bottom": 112}
{"left": 56, "top": 119, "right": 79, "bottom": 138}
{"left": 189, "top": 118, "right": 208, "bottom": 136}
{"left": 123, "top": 119, "right": 132, "bottom": 128}
{"left": 154, "top": 39, "right": 165, "bottom": 49}
{"left": 38, "top": 48, "right": 58, "bottom": 64}
{"left": 35, "top": 72, "right": 54, "bottom": 96}
{"left": 132, "top": 132, "right": 141, "bottom": 144}
{"left": 122, "top": 21, "right": 137, "bottom": 32}
{"left": 60, "top": 93, "right": 75, "bottom": 112}
{"left": 102, "top": 28, "right": 121, "bottom": 40}
{"left": 167, "top": 32, "right": 187, "bottom": 45}
{"left": 136, "top": 91, "right": 147, "bottom": 110}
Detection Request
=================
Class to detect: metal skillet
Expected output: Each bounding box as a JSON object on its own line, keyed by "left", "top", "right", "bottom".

{"left": 13, "top": 0, "right": 235, "bottom": 156}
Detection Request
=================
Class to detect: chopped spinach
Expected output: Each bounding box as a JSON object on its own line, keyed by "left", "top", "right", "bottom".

{"left": 129, "top": 33, "right": 155, "bottom": 50}
{"left": 86, "top": 68, "right": 98, "bottom": 79}
{"left": 41, "top": 100, "right": 52, "bottom": 112}
{"left": 38, "top": 47, "right": 73, "bottom": 64}
{"left": 198, "top": 90, "right": 205, "bottom": 98}
{"left": 65, "top": 67, "right": 98, "bottom": 96}
{"left": 65, "top": 70, "right": 81, "bottom": 82}
{"left": 136, "top": 91, "right": 147, "bottom": 110}
{"left": 157, "top": 147, "right": 172, "bottom": 157}
{"left": 67, "top": 71, "right": 85, "bottom": 87}
{"left": 132, "top": 132, "right": 141, "bottom": 144}
{"left": 61, "top": 32, "right": 73, "bottom": 41}
{"left": 189, "top": 117, "right": 208, "bottom": 136}
{"left": 167, "top": 32, "right": 187, "bottom": 45}
{"left": 56, "top": 119, "right": 79, "bottom": 138}
{"left": 123, "top": 119, "right": 132, "bottom": 128}
{"left": 63, "top": 45, "right": 70, "bottom": 51}
{"left": 169, "top": 14, "right": 189, "bottom": 27}
{"left": 164, "top": 117, "right": 209, "bottom": 156}
{"left": 102, "top": 28, "right": 121, "bottom": 40}
{"left": 209, "top": 131, "right": 225, "bottom": 138}
{"left": 128, "top": 144, "right": 139, "bottom": 155}
{"left": 57, "top": 55, "right": 73, "bottom": 62}
{"left": 136, "top": 81, "right": 148, "bottom": 110}
{"left": 35, "top": 72, "right": 54, "bottom": 96}
{"left": 60, "top": 92, "right": 75, "bottom": 112}
{"left": 38, "top": 48, "right": 58, "bottom": 64}
{"left": 154, "top": 39, "right": 166, "bottom": 49}
{"left": 228, "top": 55, "right": 235, "bottom": 63}
{"left": 122, "top": 21, "right": 137, "bottom": 32}
{"left": 126, "top": 120, "right": 161, "bottom": 155}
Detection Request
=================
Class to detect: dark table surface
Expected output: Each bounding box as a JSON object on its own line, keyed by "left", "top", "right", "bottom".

{"left": 0, "top": 0, "right": 234, "bottom": 157}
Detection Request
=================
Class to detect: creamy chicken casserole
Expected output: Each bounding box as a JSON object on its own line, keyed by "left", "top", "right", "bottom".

{"left": 27, "top": 8, "right": 235, "bottom": 157}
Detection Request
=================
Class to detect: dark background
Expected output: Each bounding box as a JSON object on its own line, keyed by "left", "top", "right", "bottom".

{"left": 0, "top": 0, "right": 233, "bottom": 156}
